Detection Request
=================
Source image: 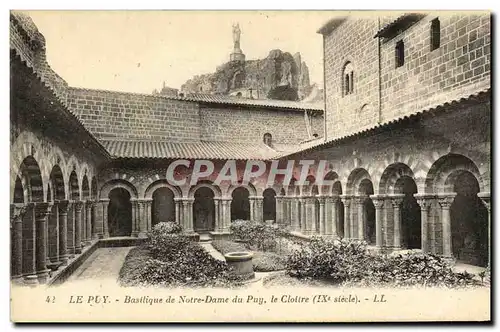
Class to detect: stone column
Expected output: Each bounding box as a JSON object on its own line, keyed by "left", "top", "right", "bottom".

{"left": 356, "top": 196, "right": 365, "bottom": 241}
{"left": 138, "top": 199, "right": 151, "bottom": 237}
{"left": 85, "top": 201, "right": 92, "bottom": 244}
{"left": 174, "top": 198, "right": 182, "bottom": 225}
{"left": 74, "top": 201, "right": 84, "bottom": 254}
{"left": 370, "top": 195, "right": 385, "bottom": 249}
{"left": 391, "top": 194, "right": 405, "bottom": 250}
{"left": 478, "top": 192, "right": 490, "bottom": 267}
{"left": 101, "top": 198, "right": 110, "bottom": 238}
{"left": 275, "top": 195, "right": 283, "bottom": 225}
{"left": 91, "top": 200, "right": 99, "bottom": 239}
{"left": 145, "top": 199, "right": 152, "bottom": 233}
{"left": 11, "top": 204, "right": 28, "bottom": 281}
{"left": 223, "top": 198, "right": 232, "bottom": 231}
{"left": 438, "top": 194, "right": 456, "bottom": 258}
{"left": 182, "top": 199, "right": 195, "bottom": 233}
{"left": 57, "top": 200, "right": 69, "bottom": 265}
{"left": 213, "top": 198, "right": 220, "bottom": 231}
{"left": 130, "top": 199, "right": 139, "bottom": 236}
{"left": 340, "top": 195, "right": 351, "bottom": 239}
{"left": 254, "top": 196, "right": 264, "bottom": 223}
{"left": 22, "top": 203, "right": 37, "bottom": 284}
{"left": 318, "top": 196, "right": 325, "bottom": 235}
{"left": 324, "top": 197, "right": 334, "bottom": 236}
{"left": 299, "top": 197, "right": 307, "bottom": 234}
{"left": 307, "top": 197, "right": 317, "bottom": 235}
{"left": 415, "top": 194, "right": 433, "bottom": 253}
{"left": 249, "top": 197, "right": 255, "bottom": 221}
{"left": 290, "top": 198, "right": 299, "bottom": 232}
{"left": 35, "top": 202, "right": 52, "bottom": 284}
{"left": 46, "top": 202, "right": 59, "bottom": 265}
{"left": 67, "top": 201, "right": 75, "bottom": 255}
{"left": 383, "top": 197, "right": 390, "bottom": 248}
{"left": 81, "top": 202, "right": 86, "bottom": 246}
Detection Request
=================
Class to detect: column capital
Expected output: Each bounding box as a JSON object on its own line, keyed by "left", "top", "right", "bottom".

{"left": 414, "top": 194, "right": 435, "bottom": 210}
{"left": 388, "top": 194, "right": 405, "bottom": 206}
{"left": 99, "top": 198, "right": 110, "bottom": 203}
{"left": 317, "top": 196, "right": 326, "bottom": 205}
{"left": 34, "top": 202, "right": 53, "bottom": 218}
{"left": 74, "top": 201, "right": 85, "bottom": 211}
{"left": 437, "top": 193, "right": 456, "bottom": 208}
{"left": 10, "top": 203, "right": 28, "bottom": 224}
{"left": 353, "top": 196, "right": 366, "bottom": 205}
{"left": 181, "top": 198, "right": 195, "bottom": 206}
{"left": 249, "top": 195, "right": 264, "bottom": 200}
{"left": 369, "top": 195, "right": 385, "bottom": 208}
{"left": 340, "top": 194, "right": 351, "bottom": 206}
{"left": 56, "top": 200, "right": 70, "bottom": 213}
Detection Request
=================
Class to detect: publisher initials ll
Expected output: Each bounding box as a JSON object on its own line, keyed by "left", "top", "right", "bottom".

{"left": 373, "top": 294, "right": 386, "bottom": 303}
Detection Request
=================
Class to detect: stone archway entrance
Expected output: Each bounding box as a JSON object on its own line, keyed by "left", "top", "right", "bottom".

{"left": 231, "top": 187, "right": 250, "bottom": 221}
{"left": 263, "top": 188, "right": 276, "bottom": 222}
{"left": 108, "top": 188, "right": 132, "bottom": 237}
{"left": 151, "top": 187, "right": 176, "bottom": 227}
{"left": 396, "top": 176, "right": 421, "bottom": 249}
{"left": 450, "top": 172, "right": 488, "bottom": 267}
{"left": 193, "top": 187, "right": 215, "bottom": 232}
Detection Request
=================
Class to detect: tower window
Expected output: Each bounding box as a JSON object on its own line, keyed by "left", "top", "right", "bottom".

{"left": 342, "top": 62, "right": 354, "bottom": 96}
{"left": 395, "top": 40, "right": 405, "bottom": 68}
{"left": 263, "top": 133, "right": 272, "bottom": 146}
{"left": 430, "top": 18, "right": 441, "bottom": 51}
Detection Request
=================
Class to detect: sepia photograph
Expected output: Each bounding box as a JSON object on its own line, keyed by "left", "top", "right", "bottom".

{"left": 8, "top": 8, "right": 491, "bottom": 323}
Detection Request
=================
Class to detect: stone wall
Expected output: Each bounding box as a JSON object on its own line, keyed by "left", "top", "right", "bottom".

{"left": 67, "top": 88, "right": 202, "bottom": 142}
{"left": 322, "top": 13, "right": 491, "bottom": 140}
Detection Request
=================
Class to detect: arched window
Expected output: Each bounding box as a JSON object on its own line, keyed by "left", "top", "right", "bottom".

{"left": 263, "top": 133, "right": 272, "bottom": 146}
{"left": 342, "top": 62, "right": 354, "bottom": 96}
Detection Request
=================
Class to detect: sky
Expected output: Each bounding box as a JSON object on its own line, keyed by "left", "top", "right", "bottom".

{"left": 26, "top": 10, "right": 336, "bottom": 94}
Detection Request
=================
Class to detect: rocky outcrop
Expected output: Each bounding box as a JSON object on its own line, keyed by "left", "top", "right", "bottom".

{"left": 179, "top": 49, "right": 314, "bottom": 101}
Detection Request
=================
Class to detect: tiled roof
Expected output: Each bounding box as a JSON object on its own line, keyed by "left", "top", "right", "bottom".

{"left": 102, "top": 140, "right": 284, "bottom": 160}
{"left": 178, "top": 93, "right": 324, "bottom": 111}
{"left": 374, "top": 13, "right": 426, "bottom": 39}
{"left": 275, "top": 88, "right": 491, "bottom": 159}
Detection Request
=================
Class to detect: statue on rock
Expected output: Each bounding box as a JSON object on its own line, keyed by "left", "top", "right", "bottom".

{"left": 232, "top": 23, "right": 241, "bottom": 50}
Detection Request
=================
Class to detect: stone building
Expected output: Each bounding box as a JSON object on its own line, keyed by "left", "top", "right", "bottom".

{"left": 9, "top": 11, "right": 491, "bottom": 285}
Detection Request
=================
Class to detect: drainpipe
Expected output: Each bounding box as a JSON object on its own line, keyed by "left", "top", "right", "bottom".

{"left": 377, "top": 17, "right": 383, "bottom": 124}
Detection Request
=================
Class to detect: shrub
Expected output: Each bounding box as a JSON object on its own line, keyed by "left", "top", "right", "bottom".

{"left": 230, "top": 220, "right": 288, "bottom": 251}
{"left": 286, "top": 237, "right": 480, "bottom": 288}
{"left": 151, "top": 221, "right": 183, "bottom": 235}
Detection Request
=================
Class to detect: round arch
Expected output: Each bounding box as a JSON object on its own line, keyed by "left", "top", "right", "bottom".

{"left": 100, "top": 179, "right": 138, "bottom": 200}
{"left": 188, "top": 181, "right": 222, "bottom": 198}
{"left": 226, "top": 182, "right": 257, "bottom": 197}
{"left": 19, "top": 156, "right": 44, "bottom": 203}
{"left": 425, "top": 153, "right": 484, "bottom": 194}
{"left": 378, "top": 162, "right": 416, "bottom": 195}
{"left": 346, "top": 168, "right": 371, "bottom": 195}
{"left": 144, "top": 180, "right": 182, "bottom": 199}
{"left": 49, "top": 165, "right": 66, "bottom": 200}
{"left": 82, "top": 175, "right": 90, "bottom": 200}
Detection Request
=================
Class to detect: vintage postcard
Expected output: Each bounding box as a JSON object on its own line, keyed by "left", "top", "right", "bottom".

{"left": 9, "top": 10, "right": 491, "bottom": 323}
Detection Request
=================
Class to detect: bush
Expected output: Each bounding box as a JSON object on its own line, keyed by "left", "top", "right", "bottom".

{"left": 230, "top": 220, "right": 288, "bottom": 251}
{"left": 119, "top": 222, "right": 237, "bottom": 287}
{"left": 286, "top": 237, "right": 479, "bottom": 288}
{"left": 151, "top": 221, "right": 183, "bottom": 235}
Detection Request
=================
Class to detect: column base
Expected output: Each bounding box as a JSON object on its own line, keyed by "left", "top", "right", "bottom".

{"left": 75, "top": 247, "right": 82, "bottom": 254}
{"left": 137, "top": 232, "right": 148, "bottom": 239}
{"left": 59, "top": 254, "right": 69, "bottom": 265}
{"left": 185, "top": 232, "right": 200, "bottom": 242}
{"left": 24, "top": 274, "right": 39, "bottom": 285}
{"left": 103, "top": 232, "right": 110, "bottom": 238}
{"left": 36, "top": 270, "right": 50, "bottom": 284}
{"left": 11, "top": 276, "right": 25, "bottom": 285}
{"left": 46, "top": 261, "right": 63, "bottom": 271}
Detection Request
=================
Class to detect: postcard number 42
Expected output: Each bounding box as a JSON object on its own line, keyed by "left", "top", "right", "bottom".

{"left": 45, "top": 296, "right": 56, "bottom": 304}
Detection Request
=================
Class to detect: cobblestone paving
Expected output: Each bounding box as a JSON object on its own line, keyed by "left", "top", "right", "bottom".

{"left": 67, "top": 247, "right": 132, "bottom": 282}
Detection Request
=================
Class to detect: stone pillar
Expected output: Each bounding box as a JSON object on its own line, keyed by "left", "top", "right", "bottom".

{"left": 46, "top": 203, "right": 59, "bottom": 265}
{"left": 290, "top": 198, "right": 299, "bottom": 232}
{"left": 213, "top": 198, "right": 220, "bottom": 231}
{"left": 11, "top": 204, "right": 28, "bottom": 281}
{"left": 370, "top": 195, "right": 385, "bottom": 249}
{"left": 415, "top": 194, "right": 433, "bottom": 253}
{"left": 306, "top": 197, "right": 317, "bottom": 235}
{"left": 67, "top": 201, "right": 75, "bottom": 255}
{"left": 174, "top": 198, "right": 182, "bottom": 225}
{"left": 74, "top": 201, "right": 84, "bottom": 254}
{"left": 299, "top": 197, "right": 307, "bottom": 234}
{"left": 101, "top": 199, "right": 110, "bottom": 238}
{"left": 356, "top": 196, "right": 365, "bottom": 241}
{"left": 383, "top": 197, "right": 390, "bottom": 247}
{"left": 324, "top": 196, "right": 334, "bottom": 236}
{"left": 85, "top": 202, "right": 92, "bottom": 243}
{"left": 249, "top": 197, "right": 255, "bottom": 221}
{"left": 22, "top": 203, "right": 37, "bottom": 284}
{"left": 275, "top": 195, "right": 283, "bottom": 225}
{"left": 35, "top": 202, "right": 52, "bottom": 284}
{"left": 81, "top": 202, "right": 86, "bottom": 245}
{"left": 57, "top": 200, "right": 69, "bottom": 265}
{"left": 139, "top": 199, "right": 151, "bottom": 237}
{"left": 318, "top": 196, "right": 325, "bottom": 235}
{"left": 438, "top": 194, "right": 456, "bottom": 258}
{"left": 340, "top": 195, "right": 351, "bottom": 239}
{"left": 220, "top": 198, "right": 232, "bottom": 232}
{"left": 130, "top": 199, "right": 139, "bottom": 237}
{"left": 478, "top": 192, "right": 490, "bottom": 267}
{"left": 182, "top": 199, "right": 195, "bottom": 233}
{"left": 253, "top": 196, "right": 264, "bottom": 223}
{"left": 391, "top": 194, "right": 405, "bottom": 250}
{"left": 91, "top": 200, "right": 99, "bottom": 239}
